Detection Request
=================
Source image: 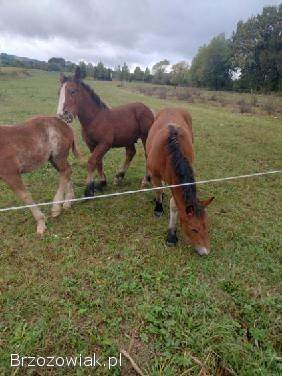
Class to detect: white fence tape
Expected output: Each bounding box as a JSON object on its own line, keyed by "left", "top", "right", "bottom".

{"left": 0, "top": 169, "right": 281, "bottom": 213}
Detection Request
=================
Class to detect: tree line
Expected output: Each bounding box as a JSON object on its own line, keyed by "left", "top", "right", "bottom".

{"left": 1, "top": 4, "right": 281, "bottom": 91}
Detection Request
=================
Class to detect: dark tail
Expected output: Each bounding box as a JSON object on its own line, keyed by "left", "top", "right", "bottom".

{"left": 167, "top": 124, "right": 197, "bottom": 204}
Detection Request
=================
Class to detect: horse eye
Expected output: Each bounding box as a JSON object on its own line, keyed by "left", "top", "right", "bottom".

{"left": 192, "top": 229, "right": 199, "bottom": 233}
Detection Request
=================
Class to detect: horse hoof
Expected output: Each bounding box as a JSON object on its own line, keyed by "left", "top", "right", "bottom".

{"left": 93, "top": 180, "right": 106, "bottom": 193}
{"left": 51, "top": 210, "right": 61, "bottom": 218}
{"left": 114, "top": 177, "right": 122, "bottom": 186}
{"left": 141, "top": 179, "right": 150, "bottom": 189}
{"left": 154, "top": 201, "right": 163, "bottom": 217}
{"left": 166, "top": 231, "right": 178, "bottom": 246}
{"left": 154, "top": 210, "right": 163, "bottom": 218}
{"left": 85, "top": 182, "right": 95, "bottom": 197}
{"left": 37, "top": 222, "right": 47, "bottom": 236}
{"left": 99, "top": 180, "right": 107, "bottom": 188}
{"left": 114, "top": 172, "right": 125, "bottom": 185}
{"left": 63, "top": 202, "right": 72, "bottom": 210}
{"left": 51, "top": 204, "right": 62, "bottom": 217}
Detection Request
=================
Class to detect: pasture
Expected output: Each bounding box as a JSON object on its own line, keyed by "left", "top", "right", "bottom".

{"left": 0, "top": 68, "right": 281, "bottom": 375}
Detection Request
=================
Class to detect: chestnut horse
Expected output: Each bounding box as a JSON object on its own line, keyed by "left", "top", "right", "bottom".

{"left": 146, "top": 108, "right": 214, "bottom": 255}
{"left": 0, "top": 116, "right": 78, "bottom": 234}
{"left": 57, "top": 67, "right": 154, "bottom": 196}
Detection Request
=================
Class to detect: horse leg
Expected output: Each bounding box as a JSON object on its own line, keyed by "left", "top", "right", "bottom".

{"left": 95, "top": 160, "right": 107, "bottom": 191}
{"left": 166, "top": 196, "right": 179, "bottom": 246}
{"left": 62, "top": 160, "right": 75, "bottom": 210}
{"left": 114, "top": 145, "right": 136, "bottom": 185}
{"left": 151, "top": 174, "right": 164, "bottom": 217}
{"left": 50, "top": 157, "right": 73, "bottom": 217}
{"left": 85, "top": 143, "right": 109, "bottom": 196}
{"left": 63, "top": 180, "right": 75, "bottom": 210}
{"left": 140, "top": 137, "right": 150, "bottom": 188}
{"left": 2, "top": 174, "right": 46, "bottom": 235}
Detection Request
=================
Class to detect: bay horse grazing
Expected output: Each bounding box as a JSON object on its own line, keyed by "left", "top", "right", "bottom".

{"left": 146, "top": 108, "right": 214, "bottom": 255}
{"left": 0, "top": 116, "right": 78, "bottom": 235}
{"left": 57, "top": 67, "right": 154, "bottom": 196}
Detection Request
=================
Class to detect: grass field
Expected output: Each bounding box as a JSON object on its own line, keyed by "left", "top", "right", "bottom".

{"left": 0, "top": 69, "right": 281, "bottom": 375}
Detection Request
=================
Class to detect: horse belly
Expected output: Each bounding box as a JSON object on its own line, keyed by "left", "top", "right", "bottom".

{"left": 113, "top": 128, "right": 139, "bottom": 147}
{"left": 18, "top": 149, "right": 50, "bottom": 173}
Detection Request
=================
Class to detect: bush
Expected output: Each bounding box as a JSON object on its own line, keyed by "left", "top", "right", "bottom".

{"left": 158, "top": 87, "right": 167, "bottom": 99}
{"left": 263, "top": 100, "right": 275, "bottom": 115}
{"left": 176, "top": 88, "right": 193, "bottom": 101}
{"left": 210, "top": 93, "right": 218, "bottom": 101}
{"left": 251, "top": 94, "right": 258, "bottom": 107}
{"left": 238, "top": 99, "right": 252, "bottom": 113}
{"left": 219, "top": 98, "right": 227, "bottom": 107}
{"left": 142, "top": 87, "right": 155, "bottom": 96}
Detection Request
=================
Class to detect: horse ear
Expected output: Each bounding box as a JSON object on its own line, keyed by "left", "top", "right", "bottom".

{"left": 59, "top": 72, "right": 66, "bottom": 83}
{"left": 199, "top": 197, "right": 215, "bottom": 207}
{"left": 74, "top": 66, "right": 81, "bottom": 80}
{"left": 186, "top": 205, "right": 195, "bottom": 217}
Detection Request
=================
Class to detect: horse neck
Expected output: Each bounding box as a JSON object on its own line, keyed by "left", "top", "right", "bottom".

{"left": 170, "top": 170, "right": 197, "bottom": 215}
{"left": 77, "top": 92, "right": 102, "bottom": 128}
{"left": 171, "top": 186, "right": 188, "bottom": 216}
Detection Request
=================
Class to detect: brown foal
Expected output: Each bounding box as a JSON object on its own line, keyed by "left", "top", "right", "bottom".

{"left": 57, "top": 67, "right": 154, "bottom": 196}
{"left": 0, "top": 116, "right": 78, "bottom": 234}
{"left": 146, "top": 108, "right": 214, "bottom": 255}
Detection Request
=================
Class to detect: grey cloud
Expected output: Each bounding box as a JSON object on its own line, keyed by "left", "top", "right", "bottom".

{"left": 0, "top": 0, "right": 280, "bottom": 67}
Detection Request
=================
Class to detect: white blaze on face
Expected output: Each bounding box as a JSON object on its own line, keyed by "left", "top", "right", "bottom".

{"left": 57, "top": 83, "right": 66, "bottom": 116}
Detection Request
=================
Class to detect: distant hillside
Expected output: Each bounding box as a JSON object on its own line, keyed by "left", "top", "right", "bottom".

{"left": 0, "top": 53, "right": 76, "bottom": 72}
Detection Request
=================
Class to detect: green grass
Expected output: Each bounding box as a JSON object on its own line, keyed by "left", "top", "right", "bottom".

{"left": 0, "top": 69, "right": 281, "bottom": 375}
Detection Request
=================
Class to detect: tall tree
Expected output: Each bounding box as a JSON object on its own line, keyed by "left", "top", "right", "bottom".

{"left": 132, "top": 66, "right": 144, "bottom": 81}
{"left": 232, "top": 4, "right": 282, "bottom": 91}
{"left": 120, "top": 62, "right": 130, "bottom": 81}
{"left": 144, "top": 67, "right": 152, "bottom": 82}
{"left": 190, "top": 34, "right": 232, "bottom": 89}
{"left": 112, "top": 65, "right": 121, "bottom": 81}
{"left": 86, "top": 62, "right": 94, "bottom": 77}
{"left": 152, "top": 59, "right": 170, "bottom": 84}
{"left": 92, "top": 62, "right": 112, "bottom": 81}
{"left": 170, "top": 61, "right": 190, "bottom": 86}
{"left": 79, "top": 61, "right": 87, "bottom": 78}
{"left": 48, "top": 57, "right": 65, "bottom": 67}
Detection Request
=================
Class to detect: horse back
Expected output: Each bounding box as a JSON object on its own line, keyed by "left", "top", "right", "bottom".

{"left": 88, "top": 102, "right": 154, "bottom": 147}
{"left": 146, "top": 108, "right": 194, "bottom": 182}
{"left": 0, "top": 116, "right": 74, "bottom": 175}
{"left": 111, "top": 102, "right": 154, "bottom": 138}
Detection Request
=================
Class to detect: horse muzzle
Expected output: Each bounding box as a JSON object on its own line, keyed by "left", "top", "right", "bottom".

{"left": 195, "top": 246, "right": 210, "bottom": 256}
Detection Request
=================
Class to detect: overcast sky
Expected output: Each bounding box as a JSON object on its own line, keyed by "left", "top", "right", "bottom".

{"left": 0, "top": 0, "right": 280, "bottom": 69}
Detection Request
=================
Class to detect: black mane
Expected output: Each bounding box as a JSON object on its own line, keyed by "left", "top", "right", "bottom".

{"left": 167, "top": 124, "right": 203, "bottom": 216}
{"left": 65, "top": 75, "right": 108, "bottom": 109}
{"left": 79, "top": 81, "right": 108, "bottom": 109}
